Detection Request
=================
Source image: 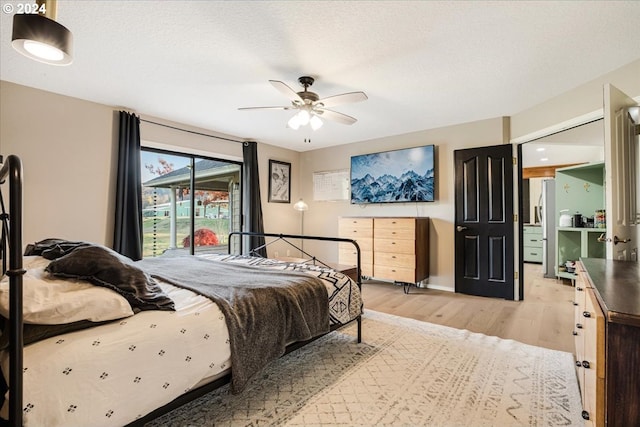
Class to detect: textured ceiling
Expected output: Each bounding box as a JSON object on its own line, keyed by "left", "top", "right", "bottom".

{"left": 1, "top": 1, "right": 639, "bottom": 152}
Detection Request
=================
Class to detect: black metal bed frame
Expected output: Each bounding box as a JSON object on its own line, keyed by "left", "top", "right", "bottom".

{"left": 0, "top": 155, "right": 24, "bottom": 427}
{"left": 130, "top": 232, "right": 363, "bottom": 425}
{"left": 0, "top": 156, "right": 362, "bottom": 426}
{"left": 228, "top": 230, "right": 363, "bottom": 343}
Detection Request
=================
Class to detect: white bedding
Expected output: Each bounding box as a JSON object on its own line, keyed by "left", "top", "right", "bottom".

{"left": 1, "top": 281, "right": 230, "bottom": 427}
{"left": 1, "top": 255, "right": 362, "bottom": 427}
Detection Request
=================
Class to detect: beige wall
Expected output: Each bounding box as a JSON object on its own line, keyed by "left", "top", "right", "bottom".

{"left": 511, "top": 59, "right": 640, "bottom": 140}
{"left": 1, "top": 81, "right": 118, "bottom": 245}
{"left": 0, "top": 81, "right": 301, "bottom": 247}
{"left": 298, "top": 117, "right": 508, "bottom": 291}
{"left": 1, "top": 59, "right": 637, "bottom": 292}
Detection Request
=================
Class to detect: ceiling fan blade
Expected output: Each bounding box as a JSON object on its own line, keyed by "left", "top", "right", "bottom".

{"left": 317, "top": 91, "right": 368, "bottom": 108}
{"left": 238, "top": 106, "right": 295, "bottom": 111}
{"left": 270, "top": 80, "right": 304, "bottom": 103}
{"left": 316, "top": 108, "right": 358, "bottom": 125}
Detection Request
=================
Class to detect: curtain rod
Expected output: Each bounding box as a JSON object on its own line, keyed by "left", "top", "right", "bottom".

{"left": 139, "top": 118, "right": 248, "bottom": 145}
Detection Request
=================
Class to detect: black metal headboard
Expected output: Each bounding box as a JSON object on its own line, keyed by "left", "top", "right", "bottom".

{"left": 0, "top": 155, "right": 24, "bottom": 427}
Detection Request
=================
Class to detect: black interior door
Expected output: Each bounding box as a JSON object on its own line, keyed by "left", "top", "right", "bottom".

{"left": 454, "top": 144, "right": 514, "bottom": 299}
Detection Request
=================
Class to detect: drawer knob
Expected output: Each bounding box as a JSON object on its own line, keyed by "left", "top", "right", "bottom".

{"left": 575, "top": 361, "right": 582, "bottom": 367}
{"left": 582, "top": 360, "right": 590, "bottom": 369}
{"left": 582, "top": 410, "right": 590, "bottom": 420}
{"left": 576, "top": 323, "right": 583, "bottom": 329}
{"left": 577, "top": 287, "right": 583, "bottom": 291}
{"left": 583, "top": 311, "right": 591, "bottom": 318}
{"left": 572, "top": 301, "right": 578, "bottom": 306}
{"left": 572, "top": 331, "right": 578, "bottom": 336}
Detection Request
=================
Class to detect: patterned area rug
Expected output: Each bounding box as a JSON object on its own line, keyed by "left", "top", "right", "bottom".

{"left": 148, "top": 310, "right": 583, "bottom": 426}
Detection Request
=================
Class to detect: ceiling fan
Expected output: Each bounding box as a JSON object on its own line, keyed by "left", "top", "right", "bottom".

{"left": 239, "top": 76, "right": 368, "bottom": 130}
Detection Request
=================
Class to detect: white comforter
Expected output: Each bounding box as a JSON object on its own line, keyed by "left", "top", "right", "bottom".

{"left": 2, "top": 282, "right": 229, "bottom": 427}
{"left": 1, "top": 256, "right": 361, "bottom": 427}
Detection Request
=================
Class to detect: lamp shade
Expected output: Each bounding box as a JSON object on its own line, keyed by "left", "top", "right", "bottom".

{"left": 12, "top": 13, "right": 73, "bottom": 65}
{"left": 293, "top": 199, "right": 309, "bottom": 211}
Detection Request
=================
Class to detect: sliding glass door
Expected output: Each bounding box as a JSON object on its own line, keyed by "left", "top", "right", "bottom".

{"left": 141, "top": 148, "right": 242, "bottom": 258}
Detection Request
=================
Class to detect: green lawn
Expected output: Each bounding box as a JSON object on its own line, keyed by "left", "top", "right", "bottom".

{"left": 143, "top": 217, "right": 230, "bottom": 257}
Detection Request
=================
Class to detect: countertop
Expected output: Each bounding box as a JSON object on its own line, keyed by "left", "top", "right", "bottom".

{"left": 580, "top": 257, "right": 640, "bottom": 327}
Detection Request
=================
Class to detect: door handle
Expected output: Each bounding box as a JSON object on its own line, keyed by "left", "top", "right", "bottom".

{"left": 456, "top": 225, "right": 468, "bottom": 232}
{"left": 613, "top": 235, "right": 631, "bottom": 245}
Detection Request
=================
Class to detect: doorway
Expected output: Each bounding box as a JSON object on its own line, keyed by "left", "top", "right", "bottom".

{"left": 518, "top": 119, "right": 605, "bottom": 287}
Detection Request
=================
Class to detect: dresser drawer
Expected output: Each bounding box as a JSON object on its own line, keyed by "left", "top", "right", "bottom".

{"left": 339, "top": 239, "right": 373, "bottom": 253}
{"left": 373, "top": 218, "right": 415, "bottom": 239}
{"left": 584, "top": 289, "right": 605, "bottom": 379}
{"left": 373, "top": 264, "right": 415, "bottom": 283}
{"left": 374, "top": 251, "right": 415, "bottom": 269}
{"left": 338, "top": 248, "right": 373, "bottom": 276}
{"left": 374, "top": 238, "right": 415, "bottom": 254}
{"left": 338, "top": 217, "right": 373, "bottom": 238}
{"left": 581, "top": 288, "right": 605, "bottom": 427}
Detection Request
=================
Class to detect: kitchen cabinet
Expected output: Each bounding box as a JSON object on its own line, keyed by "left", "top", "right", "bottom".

{"left": 523, "top": 225, "right": 542, "bottom": 263}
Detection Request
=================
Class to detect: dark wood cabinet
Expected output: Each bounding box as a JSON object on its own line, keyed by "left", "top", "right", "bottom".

{"left": 577, "top": 258, "right": 640, "bottom": 426}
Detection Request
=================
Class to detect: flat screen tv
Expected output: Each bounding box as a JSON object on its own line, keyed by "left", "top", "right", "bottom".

{"left": 350, "top": 145, "right": 435, "bottom": 204}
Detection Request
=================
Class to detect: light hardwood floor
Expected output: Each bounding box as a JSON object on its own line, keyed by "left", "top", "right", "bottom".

{"left": 362, "top": 262, "right": 576, "bottom": 354}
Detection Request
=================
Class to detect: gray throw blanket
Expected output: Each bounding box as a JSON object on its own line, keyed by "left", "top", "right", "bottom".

{"left": 137, "top": 256, "right": 330, "bottom": 393}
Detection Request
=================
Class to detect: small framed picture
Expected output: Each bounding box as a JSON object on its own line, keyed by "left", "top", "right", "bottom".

{"left": 268, "top": 160, "right": 291, "bottom": 203}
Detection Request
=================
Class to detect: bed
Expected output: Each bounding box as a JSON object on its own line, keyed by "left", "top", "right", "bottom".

{"left": 0, "top": 155, "right": 363, "bottom": 427}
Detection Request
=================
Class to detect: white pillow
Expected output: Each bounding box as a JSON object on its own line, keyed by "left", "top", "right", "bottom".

{"left": 0, "top": 256, "right": 134, "bottom": 324}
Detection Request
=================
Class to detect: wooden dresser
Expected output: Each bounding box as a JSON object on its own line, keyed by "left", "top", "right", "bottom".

{"left": 338, "top": 217, "right": 374, "bottom": 277}
{"left": 339, "top": 217, "right": 429, "bottom": 284}
{"left": 574, "top": 258, "right": 640, "bottom": 426}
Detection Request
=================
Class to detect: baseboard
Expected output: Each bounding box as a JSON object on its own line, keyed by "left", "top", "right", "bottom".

{"left": 423, "top": 284, "right": 454, "bottom": 292}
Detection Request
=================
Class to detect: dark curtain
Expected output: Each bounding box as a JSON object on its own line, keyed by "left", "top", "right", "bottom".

{"left": 114, "top": 111, "right": 143, "bottom": 260}
{"left": 242, "top": 141, "right": 266, "bottom": 257}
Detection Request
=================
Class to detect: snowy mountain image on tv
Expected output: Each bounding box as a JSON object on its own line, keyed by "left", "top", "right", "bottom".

{"left": 350, "top": 145, "right": 435, "bottom": 204}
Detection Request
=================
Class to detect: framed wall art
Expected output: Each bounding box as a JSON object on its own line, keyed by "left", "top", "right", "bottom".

{"left": 268, "top": 159, "right": 291, "bottom": 203}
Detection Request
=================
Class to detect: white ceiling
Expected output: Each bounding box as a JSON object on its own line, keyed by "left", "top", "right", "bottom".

{"left": 522, "top": 119, "right": 604, "bottom": 167}
{"left": 1, "top": 1, "right": 639, "bottom": 152}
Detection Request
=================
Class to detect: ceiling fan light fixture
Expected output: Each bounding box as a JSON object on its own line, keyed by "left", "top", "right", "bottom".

{"left": 297, "top": 109, "right": 310, "bottom": 126}
{"left": 287, "top": 114, "right": 301, "bottom": 130}
{"left": 11, "top": 1, "right": 73, "bottom": 66}
{"left": 310, "top": 115, "right": 323, "bottom": 130}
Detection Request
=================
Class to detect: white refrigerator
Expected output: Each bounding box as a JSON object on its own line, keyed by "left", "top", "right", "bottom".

{"left": 539, "top": 179, "right": 556, "bottom": 278}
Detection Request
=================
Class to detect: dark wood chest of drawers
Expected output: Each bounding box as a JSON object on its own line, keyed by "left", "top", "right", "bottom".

{"left": 576, "top": 258, "right": 640, "bottom": 426}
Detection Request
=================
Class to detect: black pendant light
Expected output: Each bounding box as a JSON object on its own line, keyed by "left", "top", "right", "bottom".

{"left": 11, "top": 0, "right": 73, "bottom": 66}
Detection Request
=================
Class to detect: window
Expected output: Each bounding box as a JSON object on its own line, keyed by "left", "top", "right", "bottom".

{"left": 141, "top": 148, "right": 242, "bottom": 258}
